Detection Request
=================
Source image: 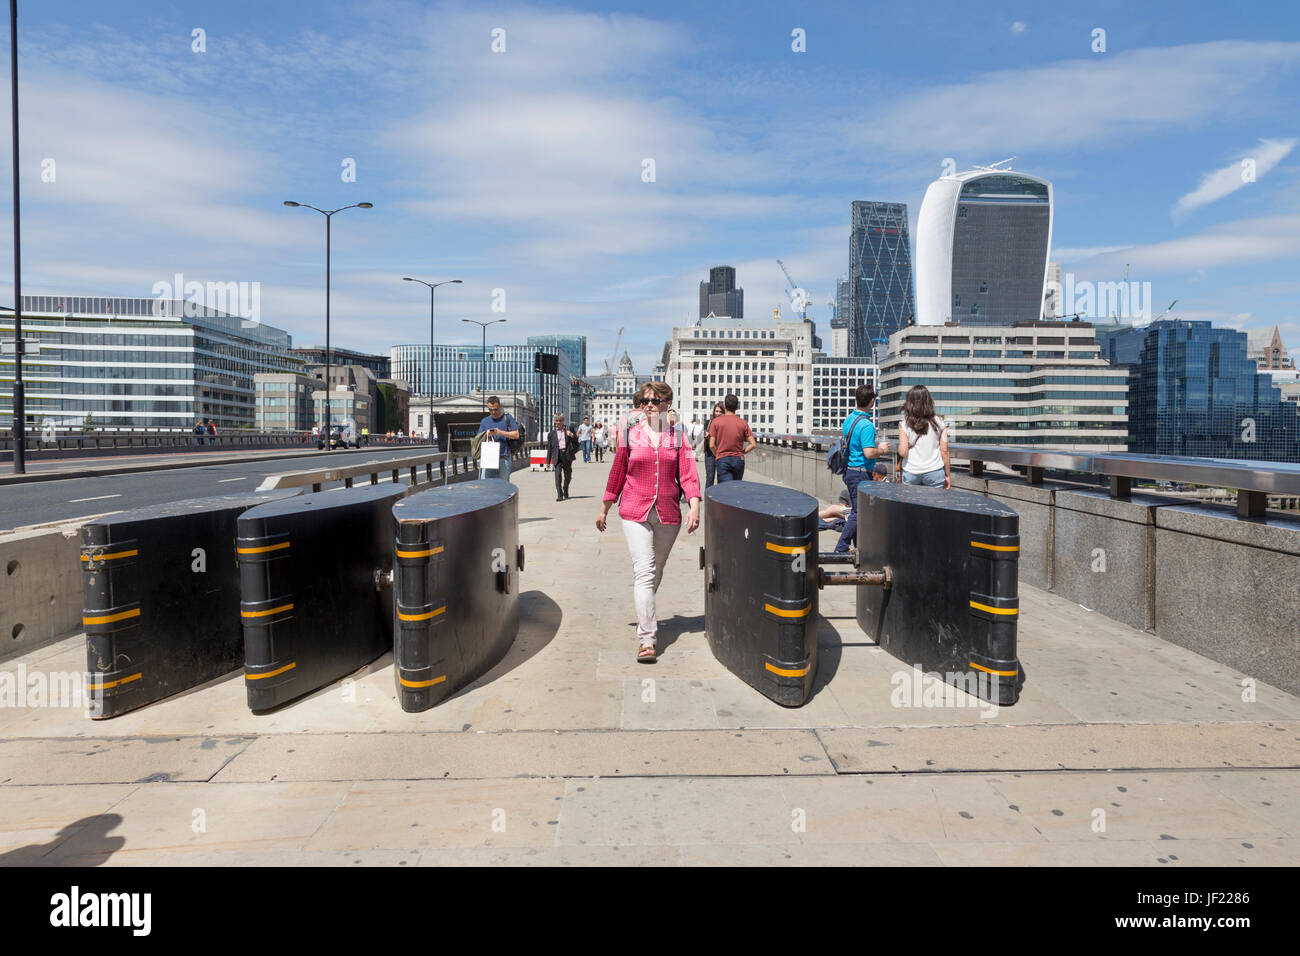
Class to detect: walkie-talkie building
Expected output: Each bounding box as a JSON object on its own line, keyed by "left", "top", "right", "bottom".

{"left": 916, "top": 169, "right": 1053, "bottom": 328}
{"left": 848, "top": 202, "right": 916, "bottom": 359}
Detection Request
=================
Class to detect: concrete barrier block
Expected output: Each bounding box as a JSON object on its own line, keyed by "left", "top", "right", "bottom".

{"left": 0, "top": 521, "right": 88, "bottom": 662}
{"left": 1153, "top": 503, "right": 1300, "bottom": 696}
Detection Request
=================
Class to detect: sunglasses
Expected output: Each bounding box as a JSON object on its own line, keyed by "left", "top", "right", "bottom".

{"left": 637, "top": 397, "right": 669, "bottom": 406}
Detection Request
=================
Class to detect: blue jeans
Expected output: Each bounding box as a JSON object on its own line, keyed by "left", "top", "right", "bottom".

{"left": 581, "top": 439, "right": 592, "bottom": 462}
{"left": 835, "top": 467, "right": 870, "bottom": 553}
{"left": 704, "top": 451, "right": 716, "bottom": 487}
{"left": 480, "top": 451, "right": 513, "bottom": 482}
{"left": 715, "top": 456, "right": 745, "bottom": 482}
{"left": 903, "top": 468, "right": 946, "bottom": 488}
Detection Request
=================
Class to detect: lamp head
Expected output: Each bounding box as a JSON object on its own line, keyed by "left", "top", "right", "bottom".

{"left": 357, "top": 202, "right": 374, "bottom": 209}
{"left": 283, "top": 201, "right": 300, "bottom": 207}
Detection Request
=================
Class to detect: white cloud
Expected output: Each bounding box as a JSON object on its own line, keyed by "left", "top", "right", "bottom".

{"left": 1172, "top": 138, "right": 1297, "bottom": 216}
{"left": 1063, "top": 213, "right": 1300, "bottom": 276}
{"left": 1010, "top": 22, "right": 1027, "bottom": 34}
{"left": 855, "top": 40, "right": 1300, "bottom": 159}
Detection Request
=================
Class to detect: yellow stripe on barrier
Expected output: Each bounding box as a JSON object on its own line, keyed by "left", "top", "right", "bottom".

{"left": 82, "top": 608, "right": 141, "bottom": 626}
{"left": 764, "top": 542, "right": 809, "bottom": 555}
{"left": 970, "top": 541, "right": 1019, "bottom": 552}
{"left": 969, "top": 662, "right": 1019, "bottom": 677}
{"left": 764, "top": 602, "right": 810, "bottom": 619}
{"left": 399, "top": 674, "right": 448, "bottom": 688}
{"left": 236, "top": 542, "right": 290, "bottom": 555}
{"left": 245, "top": 662, "right": 296, "bottom": 681}
{"left": 396, "top": 546, "right": 444, "bottom": 558}
{"left": 397, "top": 606, "right": 447, "bottom": 622}
{"left": 79, "top": 549, "right": 139, "bottom": 562}
{"left": 764, "top": 662, "right": 809, "bottom": 677}
{"left": 241, "top": 603, "right": 295, "bottom": 619}
{"left": 969, "top": 600, "right": 1018, "bottom": 616}
{"left": 86, "top": 672, "right": 143, "bottom": 691}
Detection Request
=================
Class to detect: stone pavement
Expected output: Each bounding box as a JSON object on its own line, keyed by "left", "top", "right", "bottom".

{"left": 2, "top": 459, "right": 1298, "bottom": 866}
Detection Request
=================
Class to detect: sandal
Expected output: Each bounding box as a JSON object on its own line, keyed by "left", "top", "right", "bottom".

{"left": 637, "top": 641, "right": 658, "bottom": 663}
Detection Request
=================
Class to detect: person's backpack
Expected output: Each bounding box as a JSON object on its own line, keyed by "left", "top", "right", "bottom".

{"left": 826, "top": 412, "right": 871, "bottom": 475}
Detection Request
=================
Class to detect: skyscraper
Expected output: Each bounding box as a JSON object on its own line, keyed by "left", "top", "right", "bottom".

{"left": 916, "top": 168, "right": 1054, "bottom": 328}
{"left": 699, "top": 265, "right": 744, "bottom": 318}
{"left": 527, "top": 334, "right": 587, "bottom": 421}
{"left": 848, "top": 202, "right": 916, "bottom": 359}
{"left": 1101, "top": 320, "right": 1300, "bottom": 462}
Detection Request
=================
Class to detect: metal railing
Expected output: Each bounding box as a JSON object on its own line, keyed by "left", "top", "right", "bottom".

{"left": 754, "top": 433, "right": 1300, "bottom": 518}
{"left": 257, "top": 447, "right": 528, "bottom": 494}
{"left": 1, "top": 429, "right": 432, "bottom": 455}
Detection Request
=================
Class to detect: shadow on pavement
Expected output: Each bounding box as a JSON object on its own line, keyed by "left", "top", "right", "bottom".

{"left": 0, "top": 813, "right": 125, "bottom": 867}
{"left": 448, "top": 589, "right": 562, "bottom": 699}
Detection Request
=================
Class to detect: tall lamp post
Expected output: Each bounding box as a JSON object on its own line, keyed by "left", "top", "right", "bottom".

{"left": 402, "top": 276, "right": 461, "bottom": 443}
{"left": 283, "top": 200, "right": 372, "bottom": 448}
{"left": 8, "top": 0, "right": 24, "bottom": 474}
{"left": 462, "top": 318, "right": 506, "bottom": 411}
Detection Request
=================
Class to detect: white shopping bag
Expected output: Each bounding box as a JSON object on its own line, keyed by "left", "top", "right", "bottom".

{"left": 480, "top": 439, "right": 501, "bottom": 470}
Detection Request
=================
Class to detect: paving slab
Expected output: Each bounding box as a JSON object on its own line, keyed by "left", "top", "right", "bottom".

{"left": 211, "top": 729, "right": 837, "bottom": 782}
{"left": 819, "top": 721, "right": 1300, "bottom": 773}
{"left": 0, "top": 736, "right": 253, "bottom": 785}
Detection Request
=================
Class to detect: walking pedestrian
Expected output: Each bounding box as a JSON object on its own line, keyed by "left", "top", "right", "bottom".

{"left": 578, "top": 417, "right": 593, "bottom": 463}
{"left": 592, "top": 421, "right": 607, "bottom": 462}
{"left": 205, "top": 420, "right": 217, "bottom": 445}
{"left": 707, "top": 394, "right": 754, "bottom": 483}
{"left": 596, "top": 381, "right": 701, "bottom": 663}
{"left": 193, "top": 421, "right": 204, "bottom": 446}
{"left": 546, "top": 414, "right": 579, "bottom": 500}
{"left": 475, "top": 396, "right": 521, "bottom": 481}
{"left": 834, "top": 384, "right": 888, "bottom": 553}
{"left": 702, "top": 402, "right": 724, "bottom": 487}
{"left": 898, "top": 385, "right": 951, "bottom": 489}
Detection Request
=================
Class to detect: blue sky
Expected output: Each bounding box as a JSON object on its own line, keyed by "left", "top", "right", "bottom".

{"left": 1, "top": 0, "right": 1298, "bottom": 375}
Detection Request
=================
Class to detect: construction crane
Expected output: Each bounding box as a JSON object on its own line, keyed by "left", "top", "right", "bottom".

{"left": 775, "top": 259, "right": 808, "bottom": 319}
{"left": 602, "top": 326, "right": 624, "bottom": 375}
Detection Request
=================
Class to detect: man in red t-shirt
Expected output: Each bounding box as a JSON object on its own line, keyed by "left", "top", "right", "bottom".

{"left": 707, "top": 394, "right": 755, "bottom": 483}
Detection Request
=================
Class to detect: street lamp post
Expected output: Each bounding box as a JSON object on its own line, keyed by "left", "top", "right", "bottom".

{"left": 402, "top": 277, "right": 461, "bottom": 442}
{"left": 9, "top": 0, "right": 24, "bottom": 474}
{"left": 283, "top": 200, "right": 372, "bottom": 448}
{"left": 462, "top": 318, "right": 506, "bottom": 411}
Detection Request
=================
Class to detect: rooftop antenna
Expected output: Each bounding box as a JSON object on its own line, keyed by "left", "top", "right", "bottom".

{"left": 973, "top": 157, "right": 1016, "bottom": 171}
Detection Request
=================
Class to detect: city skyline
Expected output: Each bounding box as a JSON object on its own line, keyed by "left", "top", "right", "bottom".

{"left": 0, "top": 2, "right": 1297, "bottom": 379}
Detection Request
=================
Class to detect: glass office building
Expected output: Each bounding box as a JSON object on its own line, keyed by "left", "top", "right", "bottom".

{"left": 848, "top": 201, "right": 916, "bottom": 359}
{"left": 390, "top": 343, "right": 571, "bottom": 430}
{"left": 1, "top": 295, "right": 297, "bottom": 430}
{"left": 1101, "top": 320, "right": 1300, "bottom": 462}
{"left": 699, "top": 265, "right": 744, "bottom": 319}
{"left": 916, "top": 170, "right": 1053, "bottom": 328}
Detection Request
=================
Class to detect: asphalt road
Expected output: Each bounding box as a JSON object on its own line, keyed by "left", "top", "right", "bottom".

{"left": 0, "top": 446, "right": 454, "bottom": 532}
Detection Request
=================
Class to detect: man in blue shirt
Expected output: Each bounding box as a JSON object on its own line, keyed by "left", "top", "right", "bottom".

{"left": 835, "top": 383, "right": 887, "bottom": 553}
{"left": 477, "top": 396, "right": 521, "bottom": 481}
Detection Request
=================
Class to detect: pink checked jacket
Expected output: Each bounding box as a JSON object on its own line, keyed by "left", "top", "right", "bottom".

{"left": 603, "top": 419, "right": 702, "bottom": 525}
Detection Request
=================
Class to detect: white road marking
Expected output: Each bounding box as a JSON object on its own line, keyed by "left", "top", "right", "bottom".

{"left": 68, "top": 494, "right": 122, "bottom": 503}
{"left": 217, "top": 477, "right": 246, "bottom": 482}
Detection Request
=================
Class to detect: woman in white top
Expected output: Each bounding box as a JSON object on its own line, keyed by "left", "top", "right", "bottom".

{"left": 592, "top": 422, "right": 607, "bottom": 462}
{"left": 897, "top": 385, "right": 950, "bottom": 489}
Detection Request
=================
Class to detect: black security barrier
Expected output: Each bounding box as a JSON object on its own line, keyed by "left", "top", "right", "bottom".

{"left": 391, "top": 479, "right": 522, "bottom": 712}
{"left": 701, "top": 482, "right": 819, "bottom": 707}
{"left": 855, "top": 481, "right": 1024, "bottom": 705}
{"left": 80, "top": 491, "right": 299, "bottom": 719}
{"left": 237, "top": 483, "right": 405, "bottom": 710}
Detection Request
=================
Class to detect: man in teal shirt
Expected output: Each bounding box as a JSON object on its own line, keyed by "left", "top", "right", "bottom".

{"left": 835, "top": 383, "right": 885, "bottom": 553}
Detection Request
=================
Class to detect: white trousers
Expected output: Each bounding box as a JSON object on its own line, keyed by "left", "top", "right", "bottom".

{"left": 620, "top": 508, "right": 682, "bottom": 641}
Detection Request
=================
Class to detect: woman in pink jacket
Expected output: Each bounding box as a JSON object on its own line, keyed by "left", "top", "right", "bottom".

{"left": 596, "top": 381, "right": 702, "bottom": 662}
